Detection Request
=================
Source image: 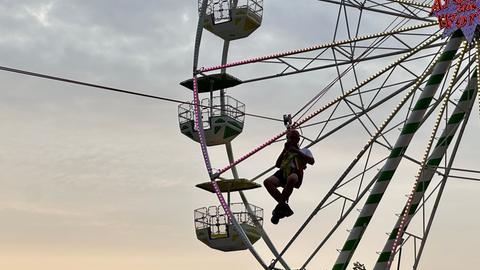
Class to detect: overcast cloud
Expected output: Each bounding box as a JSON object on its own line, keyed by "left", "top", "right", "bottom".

{"left": 1, "top": 1, "right": 479, "bottom": 270}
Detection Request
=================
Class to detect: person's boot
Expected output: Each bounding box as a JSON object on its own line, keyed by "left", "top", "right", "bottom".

{"left": 271, "top": 214, "right": 280, "bottom": 224}
{"left": 277, "top": 203, "right": 294, "bottom": 217}
{"left": 271, "top": 202, "right": 294, "bottom": 224}
{"left": 271, "top": 204, "right": 283, "bottom": 224}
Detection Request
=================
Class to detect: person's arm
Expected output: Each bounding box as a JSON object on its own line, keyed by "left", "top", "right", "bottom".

{"left": 290, "top": 147, "right": 315, "bottom": 165}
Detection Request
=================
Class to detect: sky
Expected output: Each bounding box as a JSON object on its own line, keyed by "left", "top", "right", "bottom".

{"left": 1, "top": 1, "right": 480, "bottom": 270}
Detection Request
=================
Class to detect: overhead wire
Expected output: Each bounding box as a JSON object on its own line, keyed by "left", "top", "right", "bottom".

{"left": 0, "top": 65, "right": 282, "bottom": 123}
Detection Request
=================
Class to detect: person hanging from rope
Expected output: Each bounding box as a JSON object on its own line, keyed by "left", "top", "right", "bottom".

{"left": 264, "top": 128, "right": 315, "bottom": 224}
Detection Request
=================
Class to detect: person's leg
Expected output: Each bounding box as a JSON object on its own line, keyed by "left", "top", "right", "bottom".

{"left": 271, "top": 173, "right": 298, "bottom": 222}
{"left": 281, "top": 173, "right": 299, "bottom": 203}
{"left": 264, "top": 176, "right": 283, "bottom": 203}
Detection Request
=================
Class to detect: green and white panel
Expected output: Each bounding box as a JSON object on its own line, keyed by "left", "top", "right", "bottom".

{"left": 332, "top": 32, "right": 464, "bottom": 270}
{"left": 373, "top": 71, "right": 478, "bottom": 270}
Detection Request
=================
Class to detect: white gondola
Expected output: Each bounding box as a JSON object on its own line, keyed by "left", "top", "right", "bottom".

{"left": 178, "top": 95, "right": 244, "bottom": 146}
{"left": 194, "top": 203, "right": 263, "bottom": 251}
{"left": 199, "top": 0, "right": 263, "bottom": 40}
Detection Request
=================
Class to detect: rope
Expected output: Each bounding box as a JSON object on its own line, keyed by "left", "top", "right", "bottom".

{"left": 0, "top": 65, "right": 280, "bottom": 122}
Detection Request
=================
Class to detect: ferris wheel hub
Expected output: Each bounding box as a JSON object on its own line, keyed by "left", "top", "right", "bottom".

{"left": 432, "top": 0, "right": 480, "bottom": 42}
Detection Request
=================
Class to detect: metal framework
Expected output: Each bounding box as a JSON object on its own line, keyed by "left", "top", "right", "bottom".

{"left": 191, "top": 0, "right": 480, "bottom": 269}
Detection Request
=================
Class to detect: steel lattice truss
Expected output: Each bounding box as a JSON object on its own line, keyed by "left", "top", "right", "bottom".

{"left": 192, "top": 0, "right": 480, "bottom": 269}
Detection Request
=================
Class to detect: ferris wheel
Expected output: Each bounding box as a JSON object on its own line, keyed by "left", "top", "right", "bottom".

{"left": 178, "top": 0, "right": 480, "bottom": 269}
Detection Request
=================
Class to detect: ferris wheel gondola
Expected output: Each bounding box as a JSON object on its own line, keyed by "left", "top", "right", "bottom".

{"left": 179, "top": 0, "right": 270, "bottom": 256}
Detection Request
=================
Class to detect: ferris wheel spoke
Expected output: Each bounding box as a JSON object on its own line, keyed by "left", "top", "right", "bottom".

{"left": 237, "top": 73, "right": 416, "bottom": 184}
{"left": 296, "top": 44, "right": 465, "bottom": 157}
{"left": 303, "top": 83, "right": 410, "bottom": 145}
{"left": 250, "top": 65, "right": 434, "bottom": 185}
{"left": 366, "top": 0, "right": 414, "bottom": 13}
{"left": 314, "top": 101, "right": 344, "bottom": 141}
{"left": 439, "top": 166, "right": 480, "bottom": 174}
{"left": 266, "top": 35, "right": 447, "bottom": 270}
{"left": 370, "top": 101, "right": 447, "bottom": 168}
{"left": 301, "top": 0, "right": 433, "bottom": 96}
{"left": 442, "top": 174, "right": 480, "bottom": 181}
{"left": 303, "top": 111, "right": 358, "bottom": 130}
{"left": 302, "top": 103, "right": 394, "bottom": 131}
{"left": 329, "top": 33, "right": 464, "bottom": 270}
{"left": 333, "top": 66, "right": 387, "bottom": 143}
{"left": 301, "top": 137, "right": 428, "bottom": 268}
{"left": 392, "top": 3, "right": 420, "bottom": 18}
{"left": 367, "top": 67, "right": 412, "bottom": 109}
{"left": 305, "top": 150, "right": 430, "bottom": 268}
{"left": 280, "top": 0, "right": 434, "bottom": 127}
{"left": 300, "top": 156, "right": 390, "bottom": 269}
{"left": 399, "top": 63, "right": 420, "bottom": 78}
{"left": 214, "top": 33, "right": 442, "bottom": 178}
{"left": 312, "top": 88, "right": 464, "bottom": 192}
{"left": 199, "top": 21, "right": 436, "bottom": 73}
{"left": 317, "top": 0, "right": 432, "bottom": 21}
{"left": 345, "top": 98, "right": 397, "bottom": 148}
{"left": 292, "top": 54, "right": 452, "bottom": 151}
{"left": 304, "top": 37, "right": 466, "bottom": 266}
{"left": 303, "top": 79, "right": 387, "bottom": 142}
{"left": 299, "top": 42, "right": 445, "bottom": 143}
{"left": 393, "top": 34, "right": 414, "bottom": 49}
{"left": 333, "top": 46, "right": 354, "bottom": 60}
{"left": 388, "top": 0, "right": 432, "bottom": 9}
{"left": 397, "top": 163, "right": 466, "bottom": 268}
{"left": 393, "top": 39, "right": 480, "bottom": 270}
{"left": 367, "top": 0, "right": 431, "bottom": 15}
{"left": 301, "top": 88, "right": 460, "bottom": 270}
{"left": 242, "top": 48, "right": 416, "bottom": 83}
{"left": 292, "top": 29, "right": 443, "bottom": 123}
{"left": 243, "top": 30, "right": 441, "bottom": 85}
{"left": 451, "top": 174, "right": 480, "bottom": 181}
{"left": 366, "top": 0, "right": 427, "bottom": 15}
